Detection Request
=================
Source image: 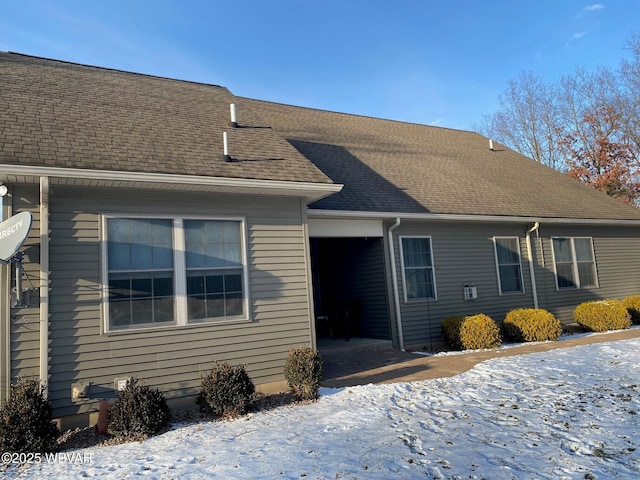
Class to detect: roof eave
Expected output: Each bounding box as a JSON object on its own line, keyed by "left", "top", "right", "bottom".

{"left": 0, "top": 164, "right": 343, "bottom": 203}
{"left": 307, "top": 209, "right": 640, "bottom": 226}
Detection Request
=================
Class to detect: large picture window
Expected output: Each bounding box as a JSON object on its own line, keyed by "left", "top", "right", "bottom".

{"left": 493, "top": 237, "right": 524, "bottom": 294}
{"left": 551, "top": 237, "right": 598, "bottom": 290}
{"left": 104, "top": 216, "right": 247, "bottom": 331}
{"left": 399, "top": 236, "right": 437, "bottom": 301}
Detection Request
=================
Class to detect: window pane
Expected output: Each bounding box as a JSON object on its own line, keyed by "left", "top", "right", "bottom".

{"left": 108, "top": 271, "right": 174, "bottom": 329}
{"left": 496, "top": 238, "right": 519, "bottom": 265}
{"left": 574, "top": 238, "right": 594, "bottom": 262}
{"left": 402, "top": 238, "right": 431, "bottom": 268}
{"left": 108, "top": 218, "right": 172, "bottom": 270}
{"left": 185, "top": 220, "right": 241, "bottom": 268}
{"left": 499, "top": 265, "right": 522, "bottom": 293}
{"left": 186, "top": 268, "right": 244, "bottom": 320}
{"left": 577, "top": 262, "right": 597, "bottom": 287}
{"left": 556, "top": 263, "right": 576, "bottom": 289}
{"left": 405, "top": 267, "right": 435, "bottom": 300}
{"left": 552, "top": 238, "right": 572, "bottom": 262}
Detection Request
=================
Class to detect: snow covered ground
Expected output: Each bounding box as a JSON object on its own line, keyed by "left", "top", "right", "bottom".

{"left": 6, "top": 336, "right": 640, "bottom": 479}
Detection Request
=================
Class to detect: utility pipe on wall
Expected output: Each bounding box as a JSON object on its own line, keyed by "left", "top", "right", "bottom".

{"left": 387, "top": 218, "right": 405, "bottom": 351}
{"left": 39, "top": 177, "right": 50, "bottom": 397}
{"left": 525, "top": 222, "right": 540, "bottom": 309}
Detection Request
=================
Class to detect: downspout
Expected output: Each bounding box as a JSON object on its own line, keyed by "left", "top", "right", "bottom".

{"left": 387, "top": 218, "right": 405, "bottom": 351}
{"left": 0, "top": 188, "right": 11, "bottom": 403}
{"left": 39, "top": 177, "right": 50, "bottom": 396}
{"left": 525, "top": 222, "right": 540, "bottom": 309}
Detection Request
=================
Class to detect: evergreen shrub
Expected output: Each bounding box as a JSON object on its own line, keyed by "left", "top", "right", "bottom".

{"left": 441, "top": 314, "right": 502, "bottom": 351}
{"left": 197, "top": 363, "right": 255, "bottom": 418}
{"left": 503, "top": 308, "right": 562, "bottom": 342}
{"left": 284, "top": 347, "right": 323, "bottom": 401}
{"left": 621, "top": 295, "right": 640, "bottom": 324}
{"left": 573, "top": 300, "right": 631, "bottom": 332}
{"left": 0, "top": 378, "right": 59, "bottom": 453}
{"left": 106, "top": 377, "right": 170, "bottom": 438}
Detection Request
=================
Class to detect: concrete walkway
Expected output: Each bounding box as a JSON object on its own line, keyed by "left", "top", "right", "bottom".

{"left": 321, "top": 327, "right": 640, "bottom": 388}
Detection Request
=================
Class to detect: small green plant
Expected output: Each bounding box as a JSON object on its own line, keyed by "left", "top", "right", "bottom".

{"left": 284, "top": 347, "right": 323, "bottom": 401}
{"left": 106, "top": 377, "right": 171, "bottom": 438}
{"left": 441, "top": 314, "right": 502, "bottom": 351}
{"left": 503, "top": 308, "right": 562, "bottom": 342}
{"left": 621, "top": 295, "right": 640, "bottom": 324}
{"left": 0, "top": 378, "right": 60, "bottom": 453}
{"left": 197, "top": 363, "right": 256, "bottom": 418}
{"left": 574, "top": 300, "right": 631, "bottom": 332}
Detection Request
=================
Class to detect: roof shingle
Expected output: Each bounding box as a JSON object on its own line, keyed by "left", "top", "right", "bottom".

{"left": 243, "top": 98, "right": 640, "bottom": 220}
{"left": 0, "top": 53, "right": 332, "bottom": 185}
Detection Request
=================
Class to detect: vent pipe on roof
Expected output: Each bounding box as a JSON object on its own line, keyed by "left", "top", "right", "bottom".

{"left": 489, "top": 139, "right": 494, "bottom": 151}
{"left": 230, "top": 103, "right": 238, "bottom": 128}
{"left": 222, "top": 131, "right": 231, "bottom": 162}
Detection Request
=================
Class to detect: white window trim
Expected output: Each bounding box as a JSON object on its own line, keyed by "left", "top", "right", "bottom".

{"left": 398, "top": 235, "right": 437, "bottom": 302}
{"left": 492, "top": 236, "right": 525, "bottom": 295}
{"left": 100, "top": 213, "right": 250, "bottom": 333}
{"left": 550, "top": 236, "right": 599, "bottom": 291}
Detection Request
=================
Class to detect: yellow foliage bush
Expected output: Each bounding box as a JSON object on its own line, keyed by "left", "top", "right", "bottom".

{"left": 503, "top": 308, "right": 561, "bottom": 342}
{"left": 441, "top": 314, "right": 502, "bottom": 351}
{"left": 573, "top": 300, "right": 631, "bottom": 332}
{"left": 621, "top": 295, "right": 640, "bottom": 325}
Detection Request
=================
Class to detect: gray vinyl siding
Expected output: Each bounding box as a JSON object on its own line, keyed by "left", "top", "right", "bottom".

{"left": 390, "top": 220, "right": 640, "bottom": 349}
{"left": 391, "top": 221, "right": 536, "bottom": 349}
{"left": 534, "top": 224, "right": 640, "bottom": 322}
{"left": 9, "top": 185, "right": 41, "bottom": 381}
{"left": 46, "top": 187, "right": 312, "bottom": 417}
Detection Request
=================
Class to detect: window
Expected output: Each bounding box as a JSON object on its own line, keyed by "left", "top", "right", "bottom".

{"left": 551, "top": 237, "right": 598, "bottom": 289}
{"left": 493, "top": 237, "right": 524, "bottom": 294}
{"left": 400, "top": 236, "right": 436, "bottom": 301}
{"left": 104, "top": 216, "right": 247, "bottom": 331}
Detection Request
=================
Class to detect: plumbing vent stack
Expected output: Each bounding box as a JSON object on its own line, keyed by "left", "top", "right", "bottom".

{"left": 229, "top": 103, "right": 238, "bottom": 128}
{"left": 222, "top": 131, "right": 231, "bottom": 162}
{"left": 489, "top": 139, "right": 494, "bottom": 150}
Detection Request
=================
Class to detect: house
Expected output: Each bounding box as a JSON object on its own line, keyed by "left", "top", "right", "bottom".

{"left": 0, "top": 53, "right": 341, "bottom": 426}
{"left": 243, "top": 98, "right": 640, "bottom": 350}
{"left": 2, "top": 52, "right": 640, "bottom": 426}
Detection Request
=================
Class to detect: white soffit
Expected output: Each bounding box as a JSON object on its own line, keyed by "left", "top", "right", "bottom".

{"left": 308, "top": 218, "right": 384, "bottom": 238}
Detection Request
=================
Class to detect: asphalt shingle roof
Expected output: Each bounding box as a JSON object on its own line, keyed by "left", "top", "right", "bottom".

{"left": 0, "top": 53, "right": 332, "bottom": 185}
{"left": 243, "top": 98, "right": 640, "bottom": 220}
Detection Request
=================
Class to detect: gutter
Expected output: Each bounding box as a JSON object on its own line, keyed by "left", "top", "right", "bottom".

{"left": 307, "top": 209, "right": 640, "bottom": 227}
{"left": 387, "top": 218, "right": 405, "bottom": 351}
{"left": 525, "top": 222, "right": 540, "bottom": 309}
{"left": 0, "top": 164, "right": 343, "bottom": 204}
{"left": 39, "top": 177, "right": 49, "bottom": 396}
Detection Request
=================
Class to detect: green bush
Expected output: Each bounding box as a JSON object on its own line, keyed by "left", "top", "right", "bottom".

{"left": 197, "top": 363, "right": 256, "bottom": 418}
{"left": 284, "top": 347, "right": 323, "bottom": 401}
{"left": 441, "top": 314, "right": 502, "bottom": 351}
{"left": 0, "top": 378, "right": 59, "bottom": 453}
{"left": 621, "top": 295, "right": 640, "bottom": 324}
{"left": 503, "top": 308, "right": 562, "bottom": 342}
{"left": 106, "top": 377, "right": 171, "bottom": 438}
{"left": 573, "top": 300, "right": 631, "bottom": 332}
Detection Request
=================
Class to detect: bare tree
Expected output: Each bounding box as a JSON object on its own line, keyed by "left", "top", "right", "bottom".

{"left": 478, "top": 71, "right": 564, "bottom": 169}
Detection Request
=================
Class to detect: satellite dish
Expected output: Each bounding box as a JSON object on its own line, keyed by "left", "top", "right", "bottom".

{"left": 0, "top": 212, "right": 32, "bottom": 264}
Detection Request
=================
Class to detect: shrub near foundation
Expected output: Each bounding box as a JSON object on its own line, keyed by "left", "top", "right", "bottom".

{"left": 0, "top": 378, "right": 59, "bottom": 453}
{"left": 621, "top": 295, "right": 640, "bottom": 324}
{"left": 106, "top": 377, "right": 171, "bottom": 439}
{"left": 441, "top": 314, "right": 502, "bottom": 351}
{"left": 574, "top": 300, "right": 631, "bottom": 332}
{"left": 197, "top": 362, "right": 256, "bottom": 418}
{"left": 284, "top": 347, "right": 323, "bottom": 401}
{"left": 503, "top": 308, "right": 562, "bottom": 342}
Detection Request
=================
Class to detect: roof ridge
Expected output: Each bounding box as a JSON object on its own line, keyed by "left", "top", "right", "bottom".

{"left": 1, "top": 51, "right": 227, "bottom": 90}
{"left": 241, "top": 96, "right": 478, "bottom": 134}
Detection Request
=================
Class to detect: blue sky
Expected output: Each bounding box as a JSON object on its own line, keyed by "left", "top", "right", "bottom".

{"left": 1, "top": 1, "right": 639, "bottom": 130}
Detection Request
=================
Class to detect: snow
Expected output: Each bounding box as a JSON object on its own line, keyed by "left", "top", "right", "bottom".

{"left": 7, "top": 337, "right": 640, "bottom": 479}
